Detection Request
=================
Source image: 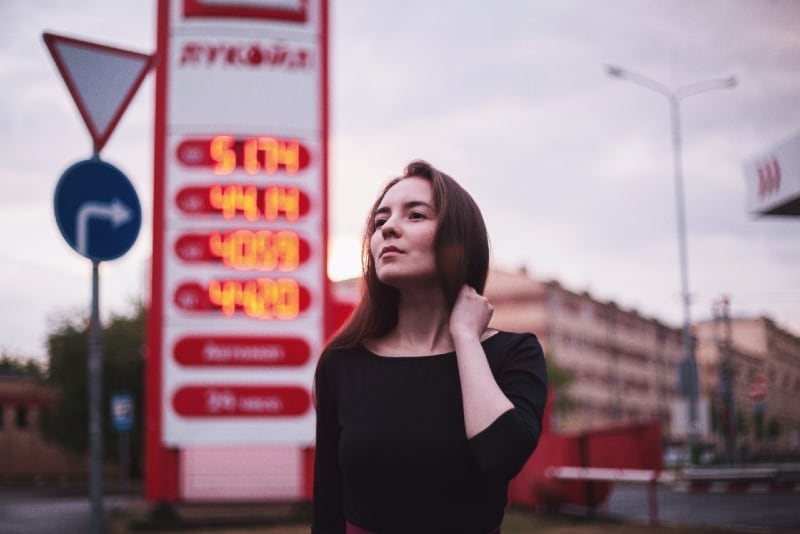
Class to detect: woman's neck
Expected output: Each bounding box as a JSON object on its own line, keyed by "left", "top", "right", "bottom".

{"left": 379, "top": 284, "right": 452, "bottom": 355}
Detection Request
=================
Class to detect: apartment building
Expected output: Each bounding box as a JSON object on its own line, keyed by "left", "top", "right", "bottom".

{"left": 484, "top": 269, "right": 684, "bottom": 440}
{"left": 694, "top": 316, "right": 800, "bottom": 456}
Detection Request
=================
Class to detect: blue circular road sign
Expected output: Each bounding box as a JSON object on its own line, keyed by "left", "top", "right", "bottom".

{"left": 54, "top": 159, "right": 141, "bottom": 262}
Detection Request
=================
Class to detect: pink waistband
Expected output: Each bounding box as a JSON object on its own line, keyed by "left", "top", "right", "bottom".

{"left": 345, "top": 522, "right": 375, "bottom": 534}
{"left": 346, "top": 521, "right": 500, "bottom": 534}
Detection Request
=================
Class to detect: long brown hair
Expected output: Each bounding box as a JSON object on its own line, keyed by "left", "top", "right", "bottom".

{"left": 326, "top": 160, "right": 489, "bottom": 350}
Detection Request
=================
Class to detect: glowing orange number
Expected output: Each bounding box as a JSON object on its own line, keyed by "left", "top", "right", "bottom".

{"left": 210, "top": 136, "right": 236, "bottom": 175}
{"left": 208, "top": 279, "right": 241, "bottom": 316}
{"left": 281, "top": 140, "right": 300, "bottom": 175}
{"left": 208, "top": 278, "right": 300, "bottom": 320}
{"left": 209, "top": 184, "right": 260, "bottom": 221}
{"left": 275, "top": 231, "right": 300, "bottom": 271}
{"left": 264, "top": 186, "right": 300, "bottom": 221}
{"left": 209, "top": 230, "right": 300, "bottom": 272}
{"left": 241, "top": 137, "right": 301, "bottom": 176}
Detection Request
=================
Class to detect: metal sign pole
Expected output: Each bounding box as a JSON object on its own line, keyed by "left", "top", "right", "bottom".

{"left": 89, "top": 260, "right": 104, "bottom": 533}
{"left": 121, "top": 430, "right": 130, "bottom": 493}
{"left": 44, "top": 29, "right": 149, "bottom": 533}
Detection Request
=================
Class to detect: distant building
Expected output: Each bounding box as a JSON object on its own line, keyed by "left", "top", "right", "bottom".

{"left": 0, "top": 374, "right": 87, "bottom": 481}
{"left": 484, "top": 269, "right": 684, "bottom": 441}
{"left": 694, "top": 316, "right": 800, "bottom": 457}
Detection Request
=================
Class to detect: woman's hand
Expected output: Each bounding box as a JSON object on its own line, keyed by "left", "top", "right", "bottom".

{"left": 449, "top": 285, "right": 493, "bottom": 341}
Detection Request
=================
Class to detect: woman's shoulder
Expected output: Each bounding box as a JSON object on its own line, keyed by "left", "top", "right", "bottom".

{"left": 484, "top": 330, "right": 545, "bottom": 362}
{"left": 487, "top": 329, "right": 542, "bottom": 347}
{"left": 317, "top": 344, "right": 364, "bottom": 370}
{"left": 319, "top": 343, "right": 361, "bottom": 358}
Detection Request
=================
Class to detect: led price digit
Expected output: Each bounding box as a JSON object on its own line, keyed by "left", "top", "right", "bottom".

{"left": 263, "top": 185, "right": 300, "bottom": 221}
{"left": 209, "top": 230, "right": 300, "bottom": 271}
{"left": 210, "top": 135, "right": 300, "bottom": 176}
{"left": 208, "top": 278, "right": 300, "bottom": 320}
{"left": 209, "top": 184, "right": 300, "bottom": 221}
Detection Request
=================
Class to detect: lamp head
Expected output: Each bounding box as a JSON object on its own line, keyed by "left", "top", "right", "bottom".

{"left": 606, "top": 64, "right": 624, "bottom": 78}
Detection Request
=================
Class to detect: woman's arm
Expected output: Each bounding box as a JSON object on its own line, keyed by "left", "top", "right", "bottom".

{"left": 311, "top": 354, "right": 345, "bottom": 534}
{"left": 450, "top": 285, "right": 513, "bottom": 438}
{"left": 450, "top": 285, "right": 548, "bottom": 480}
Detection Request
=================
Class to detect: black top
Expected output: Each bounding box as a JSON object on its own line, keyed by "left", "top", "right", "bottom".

{"left": 312, "top": 331, "right": 548, "bottom": 534}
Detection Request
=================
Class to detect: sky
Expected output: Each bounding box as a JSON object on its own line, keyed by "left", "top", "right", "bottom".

{"left": 1, "top": 0, "right": 798, "bottom": 361}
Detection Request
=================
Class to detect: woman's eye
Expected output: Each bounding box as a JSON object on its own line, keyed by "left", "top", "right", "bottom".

{"left": 374, "top": 219, "right": 386, "bottom": 228}
{"left": 409, "top": 212, "right": 425, "bottom": 220}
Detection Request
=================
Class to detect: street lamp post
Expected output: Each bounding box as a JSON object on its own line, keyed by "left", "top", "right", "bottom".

{"left": 606, "top": 65, "right": 736, "bottom": 461}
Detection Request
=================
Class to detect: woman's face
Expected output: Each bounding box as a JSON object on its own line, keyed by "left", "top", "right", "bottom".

{"left": 369, "top": 177, "right": 438, "bottom": 289}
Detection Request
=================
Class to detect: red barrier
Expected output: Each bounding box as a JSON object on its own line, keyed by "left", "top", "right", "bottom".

{"left": 509, "top": 389, "right": 663, "bottom": 511}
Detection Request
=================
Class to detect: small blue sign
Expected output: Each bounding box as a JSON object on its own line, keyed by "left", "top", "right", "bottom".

{"left": 111, "top": 392, "right": 134, "bottom": 433}
{"left": 54, "top": 159, "right": 141, "bottom": 262}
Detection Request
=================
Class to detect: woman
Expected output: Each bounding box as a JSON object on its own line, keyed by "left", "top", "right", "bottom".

{"left": 313, "top": 160, "right": 547, "bottom": 534}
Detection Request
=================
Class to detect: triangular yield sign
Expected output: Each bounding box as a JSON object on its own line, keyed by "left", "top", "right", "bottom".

{"left": 43, "top": 32, "right": 156, "bottom": 154}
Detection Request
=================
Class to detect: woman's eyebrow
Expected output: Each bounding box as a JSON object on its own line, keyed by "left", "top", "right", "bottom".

{"left": 404, "top": 200, "right": 434, "bottom": 211}
{"left": 374, "top": 201, "right": 433, "bottom": 216}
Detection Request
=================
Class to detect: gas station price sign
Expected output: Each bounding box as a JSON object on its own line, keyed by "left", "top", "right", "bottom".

{"left": 150, "top": 0, "right": 328, "bottom": 450}
{"left": 159, "top": 127, "right": 324, "bottom": 446}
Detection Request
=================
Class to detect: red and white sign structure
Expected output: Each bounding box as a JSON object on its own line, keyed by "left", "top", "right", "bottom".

{"left": 149, "top": 0, "right": 328, "bottom": 452}
{"left": 743, "top": 130, "right": 800, "bottom": 216}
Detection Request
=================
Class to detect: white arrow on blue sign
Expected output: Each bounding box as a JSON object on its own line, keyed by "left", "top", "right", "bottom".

{"left": 54, "top": 159, "right": 141, "bottom": 262}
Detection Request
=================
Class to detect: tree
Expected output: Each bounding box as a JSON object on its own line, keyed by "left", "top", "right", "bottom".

{"left": 41, "top": 302, "right": 145, "bottom": 477}
{"left": 0, "top": 352, "right": 45, "bottom": 379}
{"left": 753, "top": 410, "right": 765, "bottom": 442}
{"left": 767, "top": 418, "right": 781, "bottom": 442}
{"left": 709, "top": 389, "right": 719, "bottom": 433}
{"left": 736, "top": 411, "right": 748, "bottom": 438}
{"left": 544, "top": 351, "right": 576, "bottom": 424}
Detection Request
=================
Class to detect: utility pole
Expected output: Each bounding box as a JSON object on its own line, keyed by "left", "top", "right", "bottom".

{"left": 713, "top": 296, "right": 737, "bottom": 463}
{"left": 606, "top": 65, "right": 736, "bottom": 461}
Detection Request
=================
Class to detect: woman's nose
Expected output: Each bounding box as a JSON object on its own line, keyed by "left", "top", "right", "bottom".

{"left": 380, "top": 216, "right": 399, "bottom": 237}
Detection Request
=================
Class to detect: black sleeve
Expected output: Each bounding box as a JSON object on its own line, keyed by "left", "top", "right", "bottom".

{"left": 311, "top": 352, "right": 345, "bottom": 534}
{"left": 468, "top": 333, "right": 548, "bottom": 481}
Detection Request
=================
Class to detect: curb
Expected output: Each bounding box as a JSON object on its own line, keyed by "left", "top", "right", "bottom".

{"left": 673, "top": 480, "right": 800, "bottom": 494}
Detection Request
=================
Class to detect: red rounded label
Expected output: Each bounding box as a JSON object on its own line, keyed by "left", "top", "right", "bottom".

{"left": 173, "top": 385, "right": 311, "bottom": 417}
{"left": 173, "top": 336, "right": 311, "bottom": 367}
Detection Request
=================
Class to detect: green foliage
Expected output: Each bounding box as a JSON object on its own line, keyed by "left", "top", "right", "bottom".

{"left": 708, "top": 392, "right": 718, "bottom": 433}
{"left": 41, "top": 312, "right": 89, "bottom": 454}
{"left": 767, "top": 418, "right": 781, "bottom": 440}
{"left": 753, "top": 410, "right": 765, "bottom": 441}
{"left": 544, "top": 351, "right": 576, "bottom": 416}
{"left": 736, "top": 411, "right": 748, "bottom": 437}
{"left": 0, "top": 352, "right": 45, "bottom": 379}
{"left": 41, "top": 303, "right": 145, "bottom": 475}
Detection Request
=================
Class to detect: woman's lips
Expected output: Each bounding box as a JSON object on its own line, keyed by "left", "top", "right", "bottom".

{"left": 380, "top": 246, "right": 403, "bottom": 257}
